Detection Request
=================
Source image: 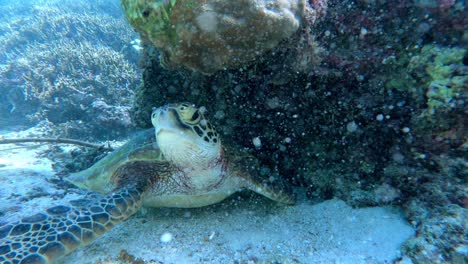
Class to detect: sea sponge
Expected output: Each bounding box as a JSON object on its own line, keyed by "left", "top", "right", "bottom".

{"left": 121, "top": 0, "right": 311, "bottom": 74}
{"left": 408, "top": 45, "right": 466, "bottom": 115}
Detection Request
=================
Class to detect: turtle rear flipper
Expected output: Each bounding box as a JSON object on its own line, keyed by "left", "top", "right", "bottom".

{"left": 0, "top": 186, "right": 144, "bottom": 264}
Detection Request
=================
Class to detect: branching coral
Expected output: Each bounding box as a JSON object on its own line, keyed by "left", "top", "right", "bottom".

{"left": 0, "top": 1, "right": 140, "bottom": 138}
{"left": 0, "top": 6, "right": 136, "bottom": 59}
{"left": 12, "top": 40, "right": 137, "bottom": 104}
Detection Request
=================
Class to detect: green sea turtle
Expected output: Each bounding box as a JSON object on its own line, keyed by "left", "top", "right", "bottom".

{"left": 0, "top": 103, "right": 295, "bottom": 263}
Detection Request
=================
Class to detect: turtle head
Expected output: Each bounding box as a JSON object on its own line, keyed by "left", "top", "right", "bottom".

{"left": 151, "top": 103, "right": 221, "bottom": 168}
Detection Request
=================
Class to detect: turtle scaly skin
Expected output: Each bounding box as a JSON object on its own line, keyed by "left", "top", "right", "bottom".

{"left": 0, "top": 103, "right": 295, "bottom": 263}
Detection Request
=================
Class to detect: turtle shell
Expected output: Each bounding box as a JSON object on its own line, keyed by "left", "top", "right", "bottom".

{"left": 67, "top": 129, "right": 163, "bottom": 193}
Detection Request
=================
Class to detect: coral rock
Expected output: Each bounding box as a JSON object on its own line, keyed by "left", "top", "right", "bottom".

{"left": 121, "top": 0, "right": 314, "bottom": 74}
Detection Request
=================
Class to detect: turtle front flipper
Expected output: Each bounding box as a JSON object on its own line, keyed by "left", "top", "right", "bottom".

{"left": 67, "top": 128, "right": 160, "bottom": 194}
{"left": 244, "top": 171, "right": 296, "bottom": 205}
{"left": 228, "top": 152, "right": 296, "bottom": 205}
{"left": 0, "top": 186, "right": 144, "bottom": 264}
{"left": 0, "top": 159, "right": 171, "bottom": 264}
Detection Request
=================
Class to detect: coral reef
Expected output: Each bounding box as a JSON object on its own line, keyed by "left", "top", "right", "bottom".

{"left": 0, "top": 1, "right": 140, "bottom": 139}
{"left": 386, "top": 45, "right": 466, "bottom": 117}
{"left": 132, "top": 0, "right": 466, "bottom": 262}
{"left": 122, "top": 0, "right": 323, "bottom": 74}
{"left": 409, "top": 45, "right": 466, "bottom": 115}
{"left": 0, "top": 0, "right": 464, "bottom": 262}
{"left": 387, "top": 45, "right": 466, "bottom": 263}
{"left": 384, "top": 157, "right": 467, "bottom": 263}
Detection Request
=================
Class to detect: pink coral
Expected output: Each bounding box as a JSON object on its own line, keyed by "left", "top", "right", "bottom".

{"left": 437, "top": 0, "right": 455, "bottom": 11}
{"left": 309, "top": 0, "right": 328, "bottom": 16}
{"left": 306, "top": 0, "right": 328, "bottom": 23}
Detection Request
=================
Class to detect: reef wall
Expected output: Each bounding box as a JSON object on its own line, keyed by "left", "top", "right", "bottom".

{"left": 125, "top": 0, "right": 467, "bottom": 262}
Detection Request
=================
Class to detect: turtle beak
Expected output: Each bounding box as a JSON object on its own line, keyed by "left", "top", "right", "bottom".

{"left": 152, "top": 104, "right": 169, "bottom": 115}
{"left": 151, "top": 105, "right": 171, "bottom": 126}
{"left": 151, "top": 106, "right": 163, "bottom": 129}
{"left": 153, "top": 106, "right": 189, "bottom": 133}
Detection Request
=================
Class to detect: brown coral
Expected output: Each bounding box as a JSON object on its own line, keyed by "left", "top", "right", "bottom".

{"left": 122, "top": 0, "right": 321, "bottom": 74}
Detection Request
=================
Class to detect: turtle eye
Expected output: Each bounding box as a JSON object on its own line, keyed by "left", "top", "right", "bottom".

{"left": 190, "top": 110, "right": 200, "bottom": 121}
{"left": 179, "top": 103, "right": 191, "bottom": 111}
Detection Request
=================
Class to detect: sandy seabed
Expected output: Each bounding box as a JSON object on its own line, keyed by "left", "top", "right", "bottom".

{"left": 0, "top": 127, "right": 414, "bottom": 264}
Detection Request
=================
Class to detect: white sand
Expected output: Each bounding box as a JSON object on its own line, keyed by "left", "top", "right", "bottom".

{"left": 0, "top": 127, "right": 84, "bottom": 224}
{"left": 0, "top": 127, "right": 415, "bottom": 264}
{"left": 58, "top": 196, "right": 414, "bottom": 264}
